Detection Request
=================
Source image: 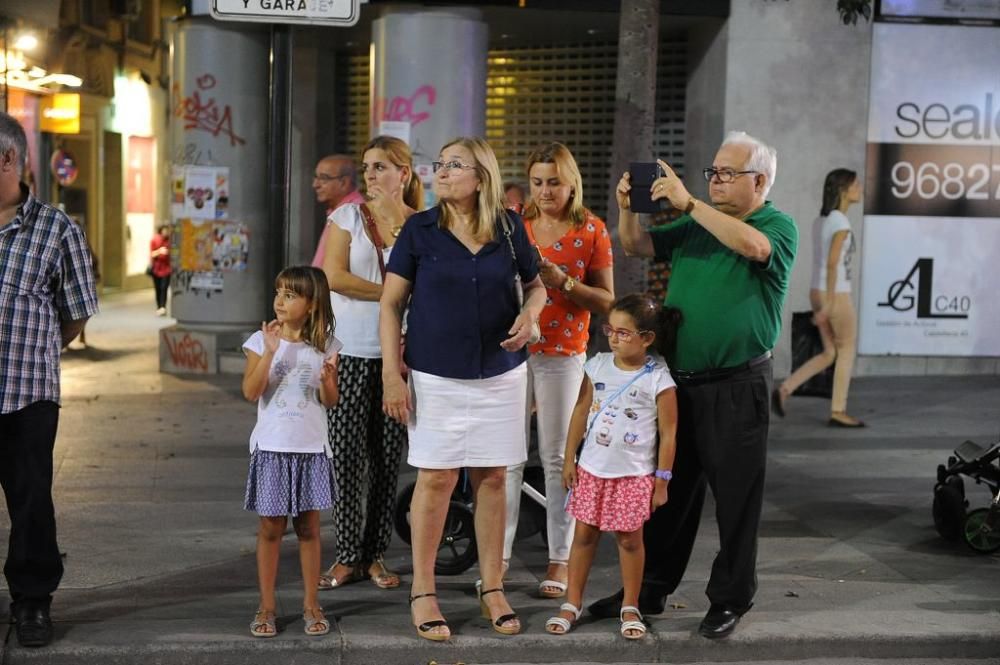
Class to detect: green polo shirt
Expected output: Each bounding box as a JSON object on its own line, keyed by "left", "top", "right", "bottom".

{"left": 650, "top": 201, "right": 798, "bottom": 372}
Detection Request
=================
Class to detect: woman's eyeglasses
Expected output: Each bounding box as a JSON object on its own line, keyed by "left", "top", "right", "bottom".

{"left": 432, "top": 160, "right": 476, "bottom": 173}
{"left": 601, "top": 324, "right": 649, "bottom": 343}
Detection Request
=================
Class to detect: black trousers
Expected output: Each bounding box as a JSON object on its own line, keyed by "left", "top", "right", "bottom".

{"left": 152, "top": 274, "right": 170, "bottom": 309}
{"left": 0, "top": 401, "right": 63, "bottom": 608}
{"left": 642, "top": 360, "right": 771, "bottom": 609}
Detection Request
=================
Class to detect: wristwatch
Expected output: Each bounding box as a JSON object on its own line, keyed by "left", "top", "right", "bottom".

{"left": 562, "top": 275, "right": 577, "bottom": 293}
{"left": 654, "top": 469, "right": 673, "bottom": 481}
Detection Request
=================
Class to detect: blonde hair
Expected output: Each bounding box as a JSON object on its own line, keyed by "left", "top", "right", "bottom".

{"left": 437, "top": 137, "right": 505, "bottom": 243}
{"left": 522, "top": 141, "right": 587, "bottom": 226}
{"left": 275, "top": 266, "right": 335, "bottom": 352}
{"left": 361, "top": 135, "right": 424, "bottom": 211}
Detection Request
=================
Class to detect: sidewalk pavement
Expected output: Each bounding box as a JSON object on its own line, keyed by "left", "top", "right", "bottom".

{"left": 1, "top": 290, "right": 998, "bottom": 664}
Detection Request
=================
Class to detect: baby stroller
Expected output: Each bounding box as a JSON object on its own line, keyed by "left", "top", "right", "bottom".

{"left": 393, "top": 465, "right": 548, "bottom": 575}
{"left": 932, "top": 437, "right": 1000, "bottom": 554}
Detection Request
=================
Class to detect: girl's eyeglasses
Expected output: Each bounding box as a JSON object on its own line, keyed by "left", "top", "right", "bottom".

{"left": 601, "top": 324, "right": 650, "bottom": 343}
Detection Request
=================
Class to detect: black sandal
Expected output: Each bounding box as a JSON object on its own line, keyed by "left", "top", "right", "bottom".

{"left": 408, "top": 592, "right": 450, "bottom": 642}
{"left": 477, "top": 586, "right": 521, "bottom": 635}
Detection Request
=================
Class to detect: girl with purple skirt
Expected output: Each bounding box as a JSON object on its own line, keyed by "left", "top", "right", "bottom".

{"left": 241, "top": 266, "right": 342, "bottom": 638}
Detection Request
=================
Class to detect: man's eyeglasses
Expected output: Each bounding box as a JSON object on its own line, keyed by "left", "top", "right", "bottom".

{"left": 314, "top": 173, "right": 349, "bottom": 183}
{"left": 432, "top": 160, "right": 476, "bottom": 174}
{"left": 601, "top": 324, "right": 650, "bottom": 343}
{"left": 702, "top": 168, "right": 758, "bottom": 183}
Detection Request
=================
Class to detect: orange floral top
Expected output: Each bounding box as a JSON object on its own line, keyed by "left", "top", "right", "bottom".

{"left": 526, "top": 210, "right": 613, "bottom": 357}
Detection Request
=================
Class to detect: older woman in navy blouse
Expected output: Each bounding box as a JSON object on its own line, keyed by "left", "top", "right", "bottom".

{"left": 380, "top": 137, "right": 545, "bottom": 641}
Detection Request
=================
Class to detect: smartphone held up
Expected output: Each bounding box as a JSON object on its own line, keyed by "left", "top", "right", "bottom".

{"left": 628, "top": 162, "right": 667, "bottom": 214}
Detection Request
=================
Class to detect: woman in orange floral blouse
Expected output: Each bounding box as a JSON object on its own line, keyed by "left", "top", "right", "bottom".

{"left": 503, "top": 142, "right": 615, "bottom": 598}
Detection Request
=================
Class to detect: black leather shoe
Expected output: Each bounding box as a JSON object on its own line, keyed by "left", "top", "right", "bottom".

{"left": 12, "top": 603, "right": 53, "bottom": 647}
{"left": 588, "top": 586, "right": 668, "bottom": 619}
{"left": 698, "top": 602, "right": 751, "bottom": 639}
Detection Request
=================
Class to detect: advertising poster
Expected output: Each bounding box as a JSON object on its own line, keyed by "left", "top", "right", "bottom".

{"left": 183, "top": 166, "right": 218, "bottom": 219}
{"left": 179, "top": 218, "right": 215, "bottom": 272}
{"left": 859, "top": 22, "right": 1000, "bottom": 356}
{"left": 212, "top": 223, "right": 249, "bottom": 271}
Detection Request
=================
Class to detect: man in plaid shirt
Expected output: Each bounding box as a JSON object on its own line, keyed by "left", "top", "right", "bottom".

{"left": 0, "top": 112, "right": 98, "bottom": 647}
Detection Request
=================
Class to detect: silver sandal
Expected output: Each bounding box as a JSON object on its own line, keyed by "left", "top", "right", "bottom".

{"left": 303, "top": 607, "right": 330, "bottom": 636}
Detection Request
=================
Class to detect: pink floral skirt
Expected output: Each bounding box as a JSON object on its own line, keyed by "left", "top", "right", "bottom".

{"left": 566, "top": 466, "right": 653, "bottom": 533}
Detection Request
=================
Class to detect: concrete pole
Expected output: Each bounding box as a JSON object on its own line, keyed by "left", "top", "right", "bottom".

{"left": 370, "top": 7, "right": 487, "bottom": 206}
{"left": 607, "top": 0, "right": 660, "bottom": 296}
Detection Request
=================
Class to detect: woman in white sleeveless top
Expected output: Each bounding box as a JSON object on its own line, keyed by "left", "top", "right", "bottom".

{"left": 772, "top": 168, "right": 864, "bottom": 427}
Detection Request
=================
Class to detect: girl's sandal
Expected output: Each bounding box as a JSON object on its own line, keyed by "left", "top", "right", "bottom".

{"left": 368, "top": 559, "right": 401, "bottom": 590}
{"left": 620, "top": 605, "right": 647, "bottom": 640}
{"left": 303, "top": 607, "right": 330, "bottom": 636}
{"left": 250, "top": 609, "right": 277, "bottom": 638}
{"left": 545, "top": 602, "right": 582, "bottom": 635}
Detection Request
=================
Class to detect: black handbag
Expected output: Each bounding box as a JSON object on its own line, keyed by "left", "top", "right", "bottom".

{"left": 790, "top": 311, "right": 832, "bottom": 398}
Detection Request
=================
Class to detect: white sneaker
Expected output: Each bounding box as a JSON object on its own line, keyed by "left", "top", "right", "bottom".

{"left": 156, "top": 307, "right": 166, "bottom": 316}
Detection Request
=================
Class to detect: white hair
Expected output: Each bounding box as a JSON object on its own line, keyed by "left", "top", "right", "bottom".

{"left": 721, "top": 130, "right": 777, "bottom": 197}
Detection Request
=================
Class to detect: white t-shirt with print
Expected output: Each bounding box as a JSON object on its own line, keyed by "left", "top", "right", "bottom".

{"left": 810, "top": 209, "right": 854, "bottom": 293}
{"left": 329, "top": 204, "right": 392, "bottom": 358}
{"left": 243, "top": 331, "right": 343, "bottom": 455}
{"left": 577, "top": 352, "right": 676, "bottom": 479}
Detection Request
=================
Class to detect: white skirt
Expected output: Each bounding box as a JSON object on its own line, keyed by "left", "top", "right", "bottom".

{"left": 408, "top": 364, "right": 528, "bottom": 469}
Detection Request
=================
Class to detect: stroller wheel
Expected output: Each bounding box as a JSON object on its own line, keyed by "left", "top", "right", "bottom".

{"left": 435, "top": 500, "right": 478, "bottom": 576}
{"left": 932, "top": 476, "right": 966, "bottom": 542}
{"left": 962, "top": 508, "right": 1000, "bottom": 554}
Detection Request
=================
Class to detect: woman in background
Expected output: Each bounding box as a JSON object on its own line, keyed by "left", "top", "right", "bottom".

{"left": 772, "top": 168, "right": 863, "bottom": 427}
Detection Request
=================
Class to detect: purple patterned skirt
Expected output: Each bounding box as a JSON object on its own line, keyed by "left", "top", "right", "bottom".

{"left": 244, "top": 448, "right": 337, "bottom": 517}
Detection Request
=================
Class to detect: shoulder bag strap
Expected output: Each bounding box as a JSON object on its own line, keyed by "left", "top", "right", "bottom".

{"left": 360, "top": 203, "right": 387, "bottom": 281}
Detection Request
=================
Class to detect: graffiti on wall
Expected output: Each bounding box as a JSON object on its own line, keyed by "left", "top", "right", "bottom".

{"left": 173, "top": 74, "right": 246, "bottom": 147}
{"left": 372, "top": 84, "right": 437, "bottom": 128}
{"left": 160, "top": 329, "right": 214, "bottom": 373}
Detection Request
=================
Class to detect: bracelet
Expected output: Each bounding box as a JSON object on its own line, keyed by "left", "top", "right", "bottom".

{"left": 562, "top": 275, "right": 577, "bottom": 293}
{"left": 683, "top": 197, "right": 697, "bottom": 215}
{"left": 654, "top": 469, "right": 673, "bottom": 481}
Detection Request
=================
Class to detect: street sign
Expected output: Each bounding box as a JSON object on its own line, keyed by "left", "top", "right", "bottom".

{"left": 211, "top": 0, "right": 360, "bottom": 26}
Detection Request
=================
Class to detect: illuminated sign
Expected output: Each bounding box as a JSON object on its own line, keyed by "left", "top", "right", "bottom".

{"left": 39, "top": 94, "right": 80, "bottom": 134}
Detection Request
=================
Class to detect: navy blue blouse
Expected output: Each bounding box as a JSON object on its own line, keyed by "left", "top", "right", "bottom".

{"left": 387, "top": 207, "right": 539, "bottom": 380}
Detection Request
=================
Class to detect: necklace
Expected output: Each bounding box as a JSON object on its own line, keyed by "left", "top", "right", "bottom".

{"left": 390, "top": 224, "right": 403, "bottom": 238}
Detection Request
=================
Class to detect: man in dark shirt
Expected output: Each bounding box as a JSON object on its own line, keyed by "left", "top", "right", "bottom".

{"left": 590, "top": 131, "right": 797, "bottom": 639}
{"left": 0, "top": 112, "right": 99, "bottom": 647}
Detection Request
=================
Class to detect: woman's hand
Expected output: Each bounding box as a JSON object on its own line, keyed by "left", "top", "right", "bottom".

{"left": 382, "top": 374, "right": 412, "bottom": 424}
{"left": 616, "top": 171, "right": 632, "bottom": 211}
{"left": 366, "top": 184, "right": 405, "bottom": 224}
{"left": 500, "top": 310, "right": 537, "bottom": 352}
{"left": 562, "top": 460, "right": 577, "bottom": 491}
{"left": 261, "top": 320, "right": 281, "bottom": 355}
{"left": 651, "top": 479, "right": 669, "bottom": 511}
{"left": 537, "top": 257, "right": 568, "bottom": 290}
{"left": 651, "top": 159, "right": 692, "bottom": 210}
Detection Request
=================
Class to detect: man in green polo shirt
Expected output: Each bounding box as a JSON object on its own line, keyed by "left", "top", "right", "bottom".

{"left": 589, "top": 131, "right": 797, "bottom": 639}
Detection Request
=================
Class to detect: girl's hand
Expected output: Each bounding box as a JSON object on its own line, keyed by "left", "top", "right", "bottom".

{"left": 562, "top": 461, "right": 578, "bottom": 491}
{"left": 501, "top": 311, "right": 537, "bottom": 352}
{"left": 320, "top": 352, "right": 339, "bottom": 382}
{"left": 537, "top": 258, "right": 567, "bottom": 290}
{"left": 261, "top": 320, "right": 281, "bottom": 355}
{"left": 616, "top": 171, "right": 632, "bottom": 211}
{"left": 382, "top": 374, "right": 411, "bottom": 424}
{"left": 651, "top": 480, "right": 669, "bottom": 511}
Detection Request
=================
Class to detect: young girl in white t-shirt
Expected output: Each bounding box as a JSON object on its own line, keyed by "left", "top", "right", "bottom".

{"left": 546, "top": 294, "right": 680, "bottom": 640}
{"left": 242, "top": 266, "right": 342, "bottom": 638}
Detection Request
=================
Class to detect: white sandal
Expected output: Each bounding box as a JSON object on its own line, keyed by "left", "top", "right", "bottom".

{"left": 620, "top": 605, "right": 647, "bottom": 640}
{"left": 538, "top": 561, "right": 568, "bottom": 598}
{"left": 545, "top": 602, "right": 582, "bottom": 635}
